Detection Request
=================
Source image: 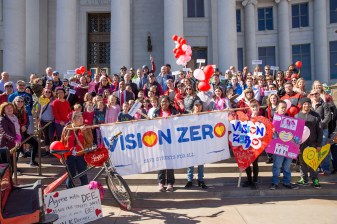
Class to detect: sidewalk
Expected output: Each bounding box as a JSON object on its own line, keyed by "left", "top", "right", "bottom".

{"left": 97, "top": 197, "right": 337, "bottom": 224}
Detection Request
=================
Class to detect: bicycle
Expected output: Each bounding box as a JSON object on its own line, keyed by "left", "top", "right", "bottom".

{"left": 45, "top": 132, "right": 133, "bottom": 210}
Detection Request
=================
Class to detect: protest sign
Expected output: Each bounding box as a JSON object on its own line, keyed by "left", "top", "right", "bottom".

{"left": 303, "top": 144, "right": 331, "bottom": 171}
{"left": 128, "top": 100, "right": 142, "bottom": 117}
{"left": 64, "top": 70, "right": 75, "bottom": 80}
{"left": 266, "top": 114, "right": 305, "bottom": 159}
{"left": 228, "top": 111, "right": 273, "bottom": 171}
{"left": 100, "top": 111, "right": 230, "bottom": 175}
{"left": 44, "top": 185, "right": 103, "bottom": 224}
{"left": 70, "top": 82, "right": 79, "bottom": 87}
{"left": 183, "top": 68, "right": 192, "bottom": 72}
{"left": 270, "top": 66, "right": 279, "bottom": 71}
{"left": 252, "top": 60, "right": 262, "bottom": 65}
{"left": 264, "top": 90, "right": 277, "bottom": 96}
{"left": 196, "top": 59, "right": 206, "bottom": 64}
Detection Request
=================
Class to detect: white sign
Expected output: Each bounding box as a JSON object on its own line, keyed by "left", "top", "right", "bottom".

{"left": 196, "top": 59, "right": 206, "bottom": 64}
{"left": 44, "top": 185, "right": 103, "bottom": 224}
{"left": 64, "top": 70, "right": 76, "bottom": 80}
{"left": 219, "top": 76, "right": 226, "bottom": 82}
{"left": 252, "top": 60, "right": 263, "bottom": 65}
{"left": 70, "top": 82, "right": 79, "bottom": 87}
{"left": 183, "top": 68, "right": 192, "bottom": 72}
{"left": 270, "top": 66, "right": 279, "bottom": 71}
{"left": 264, "top": 90, "right": 277, "bottom": 96}
{"left": 253, "top": 72, "right": 263, "bottom": 76}
{"left": 128, "top": 100, "right": 142, "bottom": 117}
{"left": 212, "top": 65, "right": 217, "bottom": 69}
{"left": 172, "top": 71, "right": 180, "bottom": 76}
{"left": 69, "top": 89, "right": 76, "bottom": 95}
{"left": 100, "top": 111, "right": 231, "bottom": 176}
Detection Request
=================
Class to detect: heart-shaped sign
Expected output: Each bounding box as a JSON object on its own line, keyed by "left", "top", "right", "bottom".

{"left": 279, "top": 131, "right": 294, "bottom": 142}
{"left": 46, "top": 208, "right": 53, "bottom": 214}
{"left": 303, "top": 144, "right": 330, "bottom": 171}
{"left": 229, "top": 111, "right": 273, "bottom": 171}
{"left": 95, "top": 209, "right": 102, "bottom": 217}
{"left": 84, "top": 146, "right": 109, "bottom": 167}
{"left": 214, "top": 123, "right": 226, "bottom": 137}
{"left": 53, "top": 192, "right": 59, "bottom": 198}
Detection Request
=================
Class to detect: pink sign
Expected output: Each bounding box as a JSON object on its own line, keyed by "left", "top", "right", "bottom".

{"left": 266, "top": 114, "right": 305, "bottom": 159}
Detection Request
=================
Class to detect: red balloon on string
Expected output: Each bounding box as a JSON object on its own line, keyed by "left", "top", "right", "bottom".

{"left": 75, "top": 68, "right": 81, "bottom": 75}
{"left": 180, "top": 38, "right": 186, "bottom": 45}
{"left": 50, "top": 141, "right": 66, "bottom": 159}
{"left": 203, "top": 65, "right": 215, "bottom": 81}
{"left": 172, "top": 35, "right": 178, "bottom": 41}
{"left": 80, "top": 66, "right": 86, "bottom": 73}
{"left": 198, "top": 81, "right": 211, "bottom": 92}
{"left": 295, "top": 61, "right": 302, "bottom": 69}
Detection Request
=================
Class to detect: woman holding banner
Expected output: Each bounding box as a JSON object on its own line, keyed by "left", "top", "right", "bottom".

{"left": 153, "top": 96, "right": 179, "bottom": 192}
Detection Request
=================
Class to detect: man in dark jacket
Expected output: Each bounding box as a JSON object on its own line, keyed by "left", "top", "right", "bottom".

{"left": 295, "top": 97, "right": 323, "bottom": 188}
{"left": 310, "top": 89, "right": 331, "bottom": 175}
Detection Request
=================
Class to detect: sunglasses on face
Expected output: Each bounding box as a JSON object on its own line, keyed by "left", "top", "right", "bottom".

{"left": 5, "top": 86, "right": 13, "bottom": 88}
{"left": 310, "top": 93, "right": 319, "bottom": 96}
{"left": 186, "top": 88, "right": 192, "bottom": 90}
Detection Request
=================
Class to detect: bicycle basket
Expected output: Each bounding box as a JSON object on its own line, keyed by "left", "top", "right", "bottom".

{"left": 84, "top": 145, "right": 109, "bottom": 167}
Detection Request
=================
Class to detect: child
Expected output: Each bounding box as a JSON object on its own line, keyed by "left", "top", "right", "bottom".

{"left": 83, "top": 102, "right": 94, "bottom": 126}
{"left": 117, "top": 102, "right": 134, "bottom": 122}
{"left": 68, "top": 103, "right": 82, "bottom": 121}
{"left": 148, "top": 96, "right": 159, "bottom": 119}
{"left": 134, "top": 99, "right": 148, "bottom": 120}
{"left": 105, "top": 95, "right": 121, "bottom": 123}
{"left": 242, "top": 100, "right": 262, "bottom": 189}
{"left": 270, "top": 100, "right": 299, "bottom": 190}
{"left": 94, "top": 101, "right": 106, "bottom": 145}
{"left": 185, "top": 100, "right": 208, "bottom": 189}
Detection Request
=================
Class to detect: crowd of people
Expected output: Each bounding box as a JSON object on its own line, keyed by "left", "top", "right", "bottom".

{"left": 0, "top": 56, "right": 336, "bottom": 192}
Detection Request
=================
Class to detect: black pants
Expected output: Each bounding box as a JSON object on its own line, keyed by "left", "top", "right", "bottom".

{"left": 0, "top": 148, "right": 13, "bottom": 173}
{"left": 19, "top": 132, "right": 38, "bottom": 163}
{"left": 245, "top": 156, "right": 259, "bottom": 182}
{"left": 66, "top": 155, "right": 88, "bottom": 188}
{"left": 158, "top": 169, "right": 175, "bottom": 185}
{"left": 40, "top": 120, "right": 55, "bottom": 147}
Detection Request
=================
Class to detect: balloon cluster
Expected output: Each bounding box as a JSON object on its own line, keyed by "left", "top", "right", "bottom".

{"left": 75, "top": 65, "right": 91, "bottom": 76}
{"left": 193, "top": 65, "right": 214, "bottom": 92}
{"left": 172, "top": 35, "right": 192, "bottom": 66}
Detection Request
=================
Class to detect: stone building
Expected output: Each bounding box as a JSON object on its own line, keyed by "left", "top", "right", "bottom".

{"left": 1, "top": 0, "right": 337, "bottom": 84}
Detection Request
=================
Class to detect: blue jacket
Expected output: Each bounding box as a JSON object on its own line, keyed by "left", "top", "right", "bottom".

{"left": 8, "top": 91, "right": 34, "bottom": 116}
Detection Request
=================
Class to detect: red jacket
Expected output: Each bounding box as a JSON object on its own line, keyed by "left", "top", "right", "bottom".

{"left": 52, "top": 99, "right": 71, "bottom": 123}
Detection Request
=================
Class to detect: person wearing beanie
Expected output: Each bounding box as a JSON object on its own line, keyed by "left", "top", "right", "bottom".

{"left": 295, "top": 97, "right": 323, "bottom": 189}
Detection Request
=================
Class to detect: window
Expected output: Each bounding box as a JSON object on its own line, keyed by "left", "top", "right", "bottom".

{"left": 292, "top": 3, "right": 309, "bottom": 28}
{"left": 258, "top": 47, "right": 275, "bottom": 70}
{"left": 292, "top": 44, "right": 311, "bottom": 80}
{"left": 187, "top": 0, "right": 204, "bottom": 18}
{"left": 330, "top": 41, "right": 337, "bottom": 79}
{"left": 237, "top": 48, "right": 243, "bottom": 71}
{"left": 236, "top": 10, "right": 241, "bottom": 32}
{"left": 258, "top": 7, "right": 273, "bottom": 31}
{"left": 186, "top": 47, "right": 207, "bottom": 69}
{"left": 331, "top": 0, "right": 337, "bottom": 23}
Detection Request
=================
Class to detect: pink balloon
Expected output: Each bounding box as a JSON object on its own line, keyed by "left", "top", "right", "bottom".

{"left": 301, "top": 126, "right": 310, "bottom": 143}
{"left": 284, "top": 99, "right": 291, "bottom": 110}
{"left": 193, "top": 69, "right": 205, "bottom": 81}
{"left": 182, "top": 44, "right": 188, "bottom": 51}
{"left": 184, "top": 55, "right": 191, "bottom": 63}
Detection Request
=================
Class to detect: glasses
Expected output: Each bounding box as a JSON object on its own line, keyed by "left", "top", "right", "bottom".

{"left": 18, "top": 84, "right": 26, "bottom": 87}
{"left": 276, "top": 80, "right": 282, "bottom": 82}
{"left": 310, "top": 93, "right": 319, "bottom": 96}
{"left": 265, "top": 69, "right": 270, "bottom": 71}
{"left": 186, "top": 88, "right": 192, "bottom": 90}
{"left": 177, "top": 86, "right": 183, "bottom": 89}
{"left": 102, "top": 79, "right": 107, "bottom": 81}
{"left": 5, "top": 86, "right": 13, "bottom": 88}
{"left": 46, "top": 83, "right": 52, "bottom": 85}
{"left": 292, "top": 79, "right": 297, "bottom": 81}
{"left": 45, "top": 91, "right": 52, "bottom": 94}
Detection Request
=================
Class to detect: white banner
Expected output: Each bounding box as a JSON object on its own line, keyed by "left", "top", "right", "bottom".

{"left": 100, "top": 112, "right": 231, "bottom": 176}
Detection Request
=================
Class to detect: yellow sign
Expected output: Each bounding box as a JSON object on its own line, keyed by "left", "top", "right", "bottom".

{"left": 303, "top": 144, "right": 330, "bottom": 171}
{"left": 39, "top": 97, "right": 50, "bottom": 106}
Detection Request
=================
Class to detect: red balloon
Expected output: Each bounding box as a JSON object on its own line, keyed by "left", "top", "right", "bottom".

{"left": 180, "top": 38, "right": 186, "bottom": 45}
{"left": 50, "top": 141, "right": 66, "bottom": 159}
{"left": 295, "top": 61, "right": 302, "bottom": 69}
{"left": 176, "top": 44, "right": 182, "bottom": 50}
{"left": 176, "top": 49, "right": 184, "bottom": 56}
{"left": 177, "top": 37, "right": 183, "bottom": 44}
{"left": 87, "top": 71, "right": 92, "bottom": 75}
{"left": 198, "top": 81, "right": 211, "bottom": 92}
{"left": 203, "top": 65, "right": 214, "bottom": 80}
{"left": 75, "top": 68, "right": 81, "bottom": 75}
{"left": 80, "top": 66, "right": 86, "bottom": 73}
{"left": 173, "top": 48, "right": 178, "bottom": 54}
{"left": 288, "top": 106, "right": 299, "bottom": 117}
{"left": 172, "top": 35, "right": 178, "bottom": 41}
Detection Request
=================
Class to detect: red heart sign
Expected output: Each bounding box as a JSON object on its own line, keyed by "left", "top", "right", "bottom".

{"left": 84, "top": 146, "right": 109, "bottom": 167}
{"left": 46, "top": 208, "right": 53, "bottom": 214}
{"left": 53, "top": 192, "right": 59, "bottom": 198}
{"left": 229, "top": 111, "right": 273, "bottom": 171}
{"left": 95, "top": 209, "right": 102, "bottom": 217}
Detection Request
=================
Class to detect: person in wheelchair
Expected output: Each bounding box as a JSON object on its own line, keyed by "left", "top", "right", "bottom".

{"left": 61, "top": 111, "right": 93, "bottom": 188}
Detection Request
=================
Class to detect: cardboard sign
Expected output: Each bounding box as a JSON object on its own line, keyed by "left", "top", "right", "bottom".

{"left": 266, "top": 114, "right": 305, "bottom": 159}
{"left": 229, "top": 112, "right": 273, "bottom": 171}
{"left": 252, "top": 60, "right": 262, "bottom": 65}
{"left": 44, "top": 185, "right": 103, "bottom": 224}
{"left": 128, "top": 100, "right": 142, "bottom": 117}
{"left": 303, "top": 144, "right": 331, "bottom": 171}
{"left": 196, "top": 59, "right": 206, "bottom": 64}
{"left": 70, "top": 82, "right": 79, "bottom": 87}
{"left": 270, "top": 66, "right": 279, "bottom": 71}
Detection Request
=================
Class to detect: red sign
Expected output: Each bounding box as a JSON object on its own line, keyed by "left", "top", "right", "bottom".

{"left": 84, "top": 146, "right": 109, "bottom": 167}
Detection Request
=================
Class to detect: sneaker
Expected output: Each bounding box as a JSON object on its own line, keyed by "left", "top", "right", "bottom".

{"left": 269, "top": 183, "right": 278, "bottom": 190}
{"left": 185, "top": 181, "right": 193, "bottom": 189}
{"left": 265, "top": 157, "right": 273, "bottom": 164}
{"left": 297, "top": 178, "right": 309, "bottom": 186}
{"left": 16, "top": 168, "right": 22, "bottom": 176}
{"left": 198, "top": 181, "right": 208, "bottom": 189}
{"left": 30, "top": 161, "right": 39, "bottom": 167}
{"left": 313, "top": 179, "right": 321, "bottom": 189}
{"left": 166, "top": 184, "right": 174, "bottom": 192}
{"left": 158, "top": 184, "right": 165, "bottom": 192}
{"left": 283, "top": 183, "right": 299, "bottom": 189}
{"left": 242, "top": 181, "right": 253, "bottom": 188}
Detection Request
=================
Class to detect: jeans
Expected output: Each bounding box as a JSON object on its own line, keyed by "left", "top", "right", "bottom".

{"left": 41, "top": 120, "right": 55, "bottom": 146}
{"left": 272, "top": 155, "right": 292, "bottom": 185}
{"left": 187, "top": 165, "right": 204, "bottom": 182}
{"left": 320, "top": 129, "right": 331, "bottom": 172}
{"left": 55, "top": 123, "right": 65, "bottom": 140}
{"left": 66, "top": 155, "right": 88, "bottom": 188}
{"left": 158, "top": 169, "right": 175, "bottom": 185}
{"left": 299, "top": 152, "right": 318, "bottom": 182}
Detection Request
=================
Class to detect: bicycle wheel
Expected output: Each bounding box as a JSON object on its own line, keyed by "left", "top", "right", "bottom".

{"left": 106, "top": 172, "right": 133, "bottom": 210}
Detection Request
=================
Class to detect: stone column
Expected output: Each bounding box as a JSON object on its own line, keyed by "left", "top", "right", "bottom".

{"left": 56, "top": 0, "right": 77, "bottom": 74}
{"left": 242, "top": 0, "right": 258, "bottom": 72}
{"left": 110, "top": 0, "right": 131, "bottom": 74}
{"left": 276, "top": 0, "right": 291, "bottom": 71}
{"left": 3, "top": 0, "right": 26, "bottom": 80}
{"left": 26, "top": 0, "right": 48, "bottom": 75}
{"left": 164, "top": 0, "right": 184, "bottom": 71}
{"left": 217, "top": 0, "right": 237, "bottom": 71}
{"left": 314, "top": 0, "right": 329, "bottom": 83}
